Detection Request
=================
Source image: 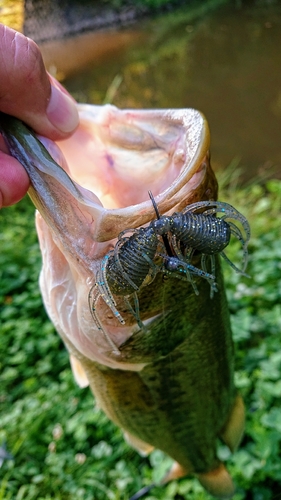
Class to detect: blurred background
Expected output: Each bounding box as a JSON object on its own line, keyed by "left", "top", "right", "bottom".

{"left": 1, "top": 0, "right": 281, "bottom": 181}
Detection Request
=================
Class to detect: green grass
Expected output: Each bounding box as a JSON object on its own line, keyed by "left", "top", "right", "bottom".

{"left": 0, "top": 175, "right": 281, "bottom": 499}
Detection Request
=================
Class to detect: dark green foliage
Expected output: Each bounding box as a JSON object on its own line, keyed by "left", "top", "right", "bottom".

{"left": 0, "top": 179, "right": 281, "bottom": 499}
{"left": 219, "top": 179, "right": 281, "bottom": 499}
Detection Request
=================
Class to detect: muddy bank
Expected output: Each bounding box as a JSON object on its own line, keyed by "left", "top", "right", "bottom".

{"left": 23, "top": 0, "right": 189, "bottom": 44}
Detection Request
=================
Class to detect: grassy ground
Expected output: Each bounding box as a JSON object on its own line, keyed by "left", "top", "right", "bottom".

{"left": 0, "top": 174, "right": 281, "bottom": 500}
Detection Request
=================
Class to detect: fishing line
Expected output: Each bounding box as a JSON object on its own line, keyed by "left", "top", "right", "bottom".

{"left": 128, "top": 483, "right": 156, "bottom": 500}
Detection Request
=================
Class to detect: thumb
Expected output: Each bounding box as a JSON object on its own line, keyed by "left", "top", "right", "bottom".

{"left": 0, "top": 24, "right": 79, "bottom": 140}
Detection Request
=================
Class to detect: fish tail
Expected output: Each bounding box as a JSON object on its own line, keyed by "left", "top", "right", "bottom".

{"left": 130, "top": 460, "right": 234, "bottom": 499}
{"left": 196, "top": 463, "right": 235, "bottom": 499}
{"left": 161, "top": 461, "right": 235, "bottom": 498}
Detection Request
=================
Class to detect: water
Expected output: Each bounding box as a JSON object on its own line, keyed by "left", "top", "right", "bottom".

{"left": 53, "top": 1, "right": 280, "bottom": 182}
{"left": 2, "top": 0, "right": 281, "bottom": 180}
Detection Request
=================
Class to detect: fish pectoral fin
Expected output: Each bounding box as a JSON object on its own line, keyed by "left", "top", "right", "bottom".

{"left": 196, "top": 463, "right": 235, "bottom": 499}
{"left": 69, "top": 355, "right": 89, "bottom": 388}
{"left": 220, "top": 394, "right": 245, "bottom": 452}
{"left": 123, "top": 431, "right": 154, "bottom": 456}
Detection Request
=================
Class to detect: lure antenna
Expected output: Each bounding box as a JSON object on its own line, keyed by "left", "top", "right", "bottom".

{"left": 148, "top": 190, "right": 173, "bottom": 257}
{"left": 148, "top": 190, "right": 161, "bottom": 219}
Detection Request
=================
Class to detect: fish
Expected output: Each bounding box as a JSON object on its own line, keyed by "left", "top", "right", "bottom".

{"left": 0, "top": 106, "right": 246, "bottom": 498}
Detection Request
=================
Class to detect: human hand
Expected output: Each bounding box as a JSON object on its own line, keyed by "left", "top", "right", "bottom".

{"left": 0, "top": 24, "right": 79, "bottom": 208}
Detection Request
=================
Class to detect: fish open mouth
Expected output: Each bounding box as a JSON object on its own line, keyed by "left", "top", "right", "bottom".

{"left": 54, "top": 104, "right": 217, "bottom": 241}
{"left": 0, "top": 106, "right": 219, "bottom": 363}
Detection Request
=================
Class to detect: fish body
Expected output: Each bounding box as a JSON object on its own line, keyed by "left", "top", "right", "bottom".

{"left": 0, "top": 106, "right": 245, "bottom": 498}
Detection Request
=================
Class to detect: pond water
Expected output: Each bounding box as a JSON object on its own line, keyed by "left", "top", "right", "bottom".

{"left": 50, "top": 1, "right": 280, "bottom": 182}
{"left": 2, "top": 1, "right": 281, "bottom": 181}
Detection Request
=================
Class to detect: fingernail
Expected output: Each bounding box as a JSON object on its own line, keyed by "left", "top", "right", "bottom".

{"left": 47, "top": 84, "right": 79, "bottom": 133}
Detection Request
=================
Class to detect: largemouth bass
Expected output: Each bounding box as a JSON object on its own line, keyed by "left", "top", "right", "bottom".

{"left": 0, "top": 107, "right": 246, "bottom": 498}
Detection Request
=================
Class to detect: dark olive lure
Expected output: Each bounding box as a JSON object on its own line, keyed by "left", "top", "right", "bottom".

{"left": 88, "top": 193, "right": 250, "bottom": 349}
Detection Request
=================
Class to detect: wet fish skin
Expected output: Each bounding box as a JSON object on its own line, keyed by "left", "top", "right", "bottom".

{"left": 77, "top": 265, "right": 235, "bottom": 463}
{"left": 0, "top": 108, "right": 244, "bottom": 498}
